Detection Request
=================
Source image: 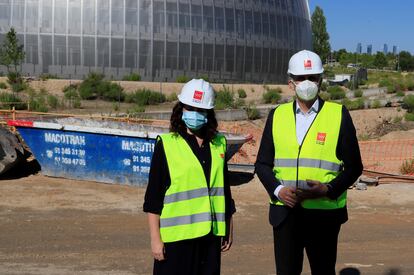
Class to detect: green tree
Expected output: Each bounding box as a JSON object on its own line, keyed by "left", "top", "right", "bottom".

{"left": 311, "top": 6, "right": 331, "bottom": 62}
{"left": 373, "top": 52, "right": 388, "bottom": 69}
{"left": 0, "top": 27, "right": 25, "bottom": 74}
{"left": 399, "top": 51, "right": 414, "bottom": 71}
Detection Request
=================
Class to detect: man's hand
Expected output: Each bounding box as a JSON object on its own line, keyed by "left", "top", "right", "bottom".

{"left": 296, "top": 180, "right": 328, "bottom": 201}
{"left": 279, "top": 186, "right": 298, "bottom": 208}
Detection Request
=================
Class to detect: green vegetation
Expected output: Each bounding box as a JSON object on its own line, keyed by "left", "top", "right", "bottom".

{"left": 62, "top": 84, "right": 82, "bottom": 108}
{"left": 125, "top": 88, "right": 166, "bottom": 106}
{"left": 399, "top": 159, "right": 414, "bottom": 175}
{"left": 245, "top": 104, "right": 261, "bottom": 120}
{"left": 0, "top": 92, "right": 25, "bottom": 109}
{"left": 327, "top": 86, "right": 346, "bottom": 100}
{"left": 354, "top": 89, "right": 363, "bottom": 98}
{"left": 215, "top": 86, "right": 234, "bottom": 110}
{"left": 166, "top": 92, "right": 178, "bottom": 102}
{"left": 122, "top": 73, "right": 141, "bottom": 81}
{"left": 176, "top": 75, "right": 190, "bottom": 83}
{"left": 262, "top": 87, "right": 282, "bottom": 104}
{"left": 341, "top": 98, "right": 365, "bottom": 110}
{"left": 0, "top": 82, "right": 7, "bottom": 89}
{"left": 47, "top": 95, "right": 59, "bottom": 109}
{"left": 78, "top": 73, "right": 125, "bottom": 101}
{"left": 311, "top": 6, "right": 330, "bottom": 62}
{"left": 403, "top": 94, "right": 414, "bottom": 112}
{"left": 237, "top": 88, "right": 247, "bottom": 98}
{"left": 370, "top": 99, "right": 381, "bottom": 109}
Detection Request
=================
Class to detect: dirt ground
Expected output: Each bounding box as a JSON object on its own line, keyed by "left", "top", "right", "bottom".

{"left": 0, "top": 160, "right": 413, "bottom": 275}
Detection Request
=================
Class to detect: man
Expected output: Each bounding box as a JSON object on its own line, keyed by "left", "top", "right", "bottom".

{"left": 255, "top": 50, "right": 363, "bottom": 275}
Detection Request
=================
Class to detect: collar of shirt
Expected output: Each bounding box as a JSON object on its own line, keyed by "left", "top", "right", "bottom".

{"left": 295, "top": 98, "right": 319, "bottom": 145}
{"left": 295, "top": 98, "right": 319, "bottom": 116}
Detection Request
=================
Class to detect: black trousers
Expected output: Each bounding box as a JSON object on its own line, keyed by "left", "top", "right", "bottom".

{"left": 273, "top": 208, "right": 342, "bottom": 275}
{"left": 153, "top": 233, "right": 221, "bottom": 275}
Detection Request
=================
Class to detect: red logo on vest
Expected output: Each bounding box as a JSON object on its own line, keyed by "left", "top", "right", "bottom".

{"left": 193, "top": 90, "right": 204, "bottom": 102}
{"left": 316, "top": 132, "right": 326, "bottom": 145}
{"left": 304, "top": 59, "right": 312, "bottom": 70}
{"left": 220, "top": 153, "right": 225, "bottom": 159}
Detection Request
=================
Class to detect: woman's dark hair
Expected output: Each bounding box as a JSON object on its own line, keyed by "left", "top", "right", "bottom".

{"left": 170, "top": 102, "right": 218, "bottom": 142}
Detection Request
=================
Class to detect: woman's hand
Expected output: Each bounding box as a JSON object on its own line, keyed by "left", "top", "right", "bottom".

{"left": 221, "top": 216, "right": 233, "bottom": 252}
{"left": 147, "top": 213, "right": 166, "bottom": 261}
{"left": 151, "top": 237, "right": 165, "bottom": 261}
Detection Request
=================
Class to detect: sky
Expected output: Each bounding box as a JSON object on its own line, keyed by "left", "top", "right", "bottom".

{"left": 309, "top": 0, "right": 414, "bottom": 54}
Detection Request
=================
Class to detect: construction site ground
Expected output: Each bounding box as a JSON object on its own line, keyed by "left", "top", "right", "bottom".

{"left": 0, "top": 170, "right": 413, "bottom": 275}
{"left": 1, "top": 102, "right": 414, "bottom": 274}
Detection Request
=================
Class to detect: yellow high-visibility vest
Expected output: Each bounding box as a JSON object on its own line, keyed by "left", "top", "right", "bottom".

{"left": 271, "top": 101, "right": 346, "bottom": 209}
{"left": 159, "top": 133, "right": 226, "bottom": 243}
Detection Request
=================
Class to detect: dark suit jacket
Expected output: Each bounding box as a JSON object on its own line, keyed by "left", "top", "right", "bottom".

{"left": 255, "top": 99, "right": 363, "bottom": 227}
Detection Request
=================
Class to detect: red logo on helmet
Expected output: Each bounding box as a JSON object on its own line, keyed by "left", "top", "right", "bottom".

{"left": 193, "top": 90, "right": 204, "bottom": 102}
{"left": 304, "top": 59, "right": 312, "bottom": 70}
{"left": 316, "top": 132, "right": 326, "bottom": 145}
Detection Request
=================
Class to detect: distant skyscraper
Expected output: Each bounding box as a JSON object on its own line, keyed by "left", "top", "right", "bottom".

{"left": 393, "top": 46, "right": 398, "bottom": 55}
{"left": 356, "top": 43, "right": 362, "bottom": 54}
{"left": 383, "top": 44, "right": 388, "bottom": 54}
{"left": 367, "top": 44, "right": 373, "bottom": 55}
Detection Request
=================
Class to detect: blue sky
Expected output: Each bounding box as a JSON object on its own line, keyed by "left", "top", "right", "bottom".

{"left": 309, "top": 0, "right": 414, "bottom": 54}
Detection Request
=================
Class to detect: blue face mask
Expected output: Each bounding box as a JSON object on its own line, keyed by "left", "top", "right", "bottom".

{"left": 182, "top": 111, "right": 208, "bottom": 130}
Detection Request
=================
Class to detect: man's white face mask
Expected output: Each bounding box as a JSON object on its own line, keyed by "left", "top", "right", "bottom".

{"left": 293, "top": 80, "right": 319, "bottom": 101}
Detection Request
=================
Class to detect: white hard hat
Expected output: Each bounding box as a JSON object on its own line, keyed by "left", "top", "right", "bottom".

{"left": 287, "top": 50, "right": 324, "bottom": 76}
{"left": 178, "top": 79, "right": 215, "bottom": 109}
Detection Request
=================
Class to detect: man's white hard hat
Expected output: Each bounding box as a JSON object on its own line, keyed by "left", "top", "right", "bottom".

{"left": 178, "top": 79, "right": 215, "bottom": 109}
{"left": 287, "top": 50, "right": 324, "bottom": 76}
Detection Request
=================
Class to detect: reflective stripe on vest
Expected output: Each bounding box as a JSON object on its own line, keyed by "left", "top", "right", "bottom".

{"left": 271, "top": 101, "right": 346, "bottom": 209}
{"left": 159, "top": 133, "right": 226, "bottom": 243}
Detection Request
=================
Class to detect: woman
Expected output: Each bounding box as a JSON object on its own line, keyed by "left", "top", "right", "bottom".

{"left": 143, "top": 79, "right": 235, "bottom": 275}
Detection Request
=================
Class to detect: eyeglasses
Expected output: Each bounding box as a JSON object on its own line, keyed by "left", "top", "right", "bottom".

{"left": 291, "top": 75, "right": 321, "bottom": 82}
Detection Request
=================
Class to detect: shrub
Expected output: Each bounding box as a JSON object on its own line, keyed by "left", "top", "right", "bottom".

{"left": 234, "top": 98, "right": 246, "bottom": 108}
{"left": 0, "top": 82, "right": 7, "bottom": 89}
{"left": 370, "top": 99, "right": 381, "bottom": 109}
{"left": 198, "top": 75, "right": 209, "bottom": 82}
{"left": 386, "top": 84, "right": 396, "bottom": 94}
{"left": 72, "top": 98, "right": 82, "bottom": 108}
{"left": 167, "top": 92, "right": 178, "bottom": 102}
{"left": 7, "top": 72, "right": 27, "bottom": 93}
{"left": 396, "top": 91, "right": 405, "bottom": 97}
{"left": 263, "top": 87, "right": 282, "bottom": 104}
{"left": 378, "top": 78, "right": 392, "bottom": 87}
{"left": 246, "top": 104, "right": 261, "bottom": 120}
{"left": 342, "top": 98, "right": 365, "bottom": 110}
{"left": 403, "top": 94, "right": 414, "bottom": 112}
{"left": 127, "top": 88, "right": 166, "bottom": 106}
{"left": 399, "top": 159, "right": 414, "bottom": 175}
{"left": 237, "top": 88, "right": 247, "bottom": 98}
{"left": 354, "top": 89, "right": 363, "bottom": 98}
{"left": 319, "top": 92, "right": 331, "bottom": 101}
{"left": 29, "top": 95, "right": 48, "bottom": 112}
{"left": 0, "top": 92, "right": 26, "bottom": 109}
{"left": 405, "top": 80, "right": 414, "bottom": 91}
{"left": 40, "top": 74, "right": 59, "bottom": 81}
{"left": 127, "top": 105, "right": 146, "bottom": 114}
{"left": 78, "top": 72, "right": 105, "bottom": 99}
{"left": 320, "top": 82, "right": 328, "bottom": 91}
{"left": 405, "top": 112, "right": 414, "bottom": 121}
{"left": 327, "top": 86, "right": 346, "bottom": 100}
{"left": 215, "top": 86, "right": 234, "bottom": 110}
{"left": 176, "top": 75, "right": 190, "bottom": 83}
{"left": 122, "top": 73, "right": 141, "bottom": 81}
{"left": 47, "top": 95, "right": 59, "bottom": 109}
{"left": 101, "top": 82, "right": 125, "bottom": 101}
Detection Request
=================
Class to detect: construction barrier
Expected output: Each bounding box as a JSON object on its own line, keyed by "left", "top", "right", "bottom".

{"left": 359, "top": 139, "right": 414, "bottom": 174}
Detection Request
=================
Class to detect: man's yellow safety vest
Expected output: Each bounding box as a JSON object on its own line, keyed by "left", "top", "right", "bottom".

{"left": 271, "top": 101, "right": 346, "bottom": 209}
{"left": 159, "top": 133, "right": 227, "bottom": 243}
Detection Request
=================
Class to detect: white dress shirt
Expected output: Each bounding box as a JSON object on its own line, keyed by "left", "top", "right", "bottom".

{"left": 274, "top": 99, "right": 319, "bottom": 199}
